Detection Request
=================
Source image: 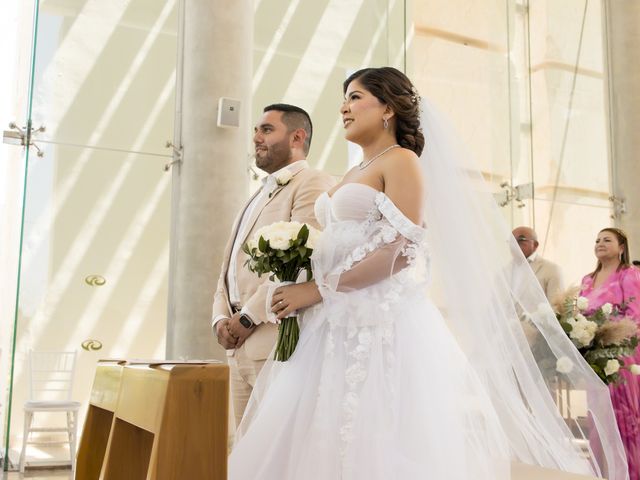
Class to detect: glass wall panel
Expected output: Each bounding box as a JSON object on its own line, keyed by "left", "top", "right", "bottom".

{"left": 412, "top": 0, "right": 516, "bottom": 220}
{"left": 2, "top": 0, "right": 177, "bottom": 469}
{"left": 253, "top": 0, "right": 408, "bottom": 178}
{"left": 30, "top": 0, "right": 178, "bottom": 155}
{"left": 412, "top": 0, "right": 611, "bottom": 285}
{"left": 528, "top": 0, "right": 610, "bottom": 285}
{"left": 4, "top": 144, "right": 171, "bottom": 467}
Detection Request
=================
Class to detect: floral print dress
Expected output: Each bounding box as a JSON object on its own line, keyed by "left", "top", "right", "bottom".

{"left": 581, "top": 266, "right": 640, "bottom": 479}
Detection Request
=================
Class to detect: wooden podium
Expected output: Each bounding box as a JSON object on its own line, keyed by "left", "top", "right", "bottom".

{"left": 76, "top": 360, "right": 228, "bottom": 480}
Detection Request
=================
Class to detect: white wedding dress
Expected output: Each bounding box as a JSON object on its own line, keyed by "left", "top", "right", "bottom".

{"left": 228, "top": 183, "right": 588, "bottom": 479}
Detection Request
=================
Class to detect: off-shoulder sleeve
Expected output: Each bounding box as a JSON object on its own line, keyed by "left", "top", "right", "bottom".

{"left": 314, "top": 193, "right": 426, "bottom": 297}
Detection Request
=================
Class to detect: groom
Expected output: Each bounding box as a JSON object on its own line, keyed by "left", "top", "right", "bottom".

{"left": 211, "top": 104, "right": 334, "bottom": 428}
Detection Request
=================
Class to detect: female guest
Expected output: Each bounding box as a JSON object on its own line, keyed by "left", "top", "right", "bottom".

{"left": 581, "top": 228, "right": 640, "bottom": 478}
{"left": 228, "top": 68, "right": 628, "bottom": 479}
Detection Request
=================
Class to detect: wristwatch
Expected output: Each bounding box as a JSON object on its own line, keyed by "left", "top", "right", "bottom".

{"left": 239, "top": 313, "right": 255, "bottom": 329}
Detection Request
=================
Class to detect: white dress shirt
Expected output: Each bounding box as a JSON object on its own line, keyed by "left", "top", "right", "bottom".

{"left": 212, "top": 160, "right": 307, "bottom": 330}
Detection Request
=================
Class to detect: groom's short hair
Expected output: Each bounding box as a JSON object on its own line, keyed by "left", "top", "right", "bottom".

{"left": 264, "top": 103, "right": 313, "bottom": 155}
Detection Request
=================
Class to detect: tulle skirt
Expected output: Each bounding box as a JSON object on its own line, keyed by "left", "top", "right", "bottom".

{"left": 228, "top": 285, "right": 511, "bottom": 480}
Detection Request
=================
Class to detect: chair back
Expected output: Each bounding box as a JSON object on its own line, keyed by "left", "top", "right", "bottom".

{"left": 28, "top": 351, "right": 78, "bottom": 402}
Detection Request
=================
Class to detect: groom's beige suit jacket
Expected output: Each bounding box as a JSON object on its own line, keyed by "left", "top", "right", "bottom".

{"left": 212, "top": 163, "right": 335, "bottom": 360}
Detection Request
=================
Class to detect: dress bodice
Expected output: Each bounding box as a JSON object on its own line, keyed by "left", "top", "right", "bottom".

{"left": 580, "top": 267, "right": 640, "bottom": 322}
{"left": 314, "top": 182, "right": 379, "bottom": 225}
{"left": 314, "top": 183, "right": 426, "bottom": 244}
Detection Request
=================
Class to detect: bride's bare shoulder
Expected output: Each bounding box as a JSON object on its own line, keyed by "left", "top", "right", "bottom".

{"left": 380, "top": 148, "right": 422, "bottom": 183}
{"left": 380, "top": 148, "right": 424, "bottom": 223}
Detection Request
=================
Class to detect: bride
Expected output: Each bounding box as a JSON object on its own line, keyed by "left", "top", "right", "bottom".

{"left": 228, "top": 67, "right": 628, "bottom": 479}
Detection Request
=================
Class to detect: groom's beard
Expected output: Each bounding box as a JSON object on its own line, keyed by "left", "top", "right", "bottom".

{"left": 255, "top": 138, "right": 293, "bottom": 173}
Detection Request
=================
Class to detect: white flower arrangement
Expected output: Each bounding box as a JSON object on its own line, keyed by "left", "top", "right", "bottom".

{"left": 604, "top": 359, "right": 620, "bottom": 376}
{"left": 251, "top": 221, "right": 306, "bottom": 251}
{"left": 266, "top": 170, "right": 294, "bottom": 198}
{"left": 243, "top": 221, "right": 321, "bottom": 361}
{"left": 568, "top": 316, "right": 598, "bottom": 347}
{"left": 554, "top": 288, "right": 639, "bottom": 385}
{"left": 275, "top": 169, "right": 293, "bottom": 186}
{"left": 576, "top": 296, "right": 589, "bottom": 311}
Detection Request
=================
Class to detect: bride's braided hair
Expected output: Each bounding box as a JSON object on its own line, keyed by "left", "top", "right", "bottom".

{"left": 343, "top": 67, "right": 425, "bottom": 156}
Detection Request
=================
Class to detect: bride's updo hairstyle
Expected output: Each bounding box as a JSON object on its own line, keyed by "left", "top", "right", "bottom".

{"left": 343, "top": 67, "right": 425, "bottom": 157}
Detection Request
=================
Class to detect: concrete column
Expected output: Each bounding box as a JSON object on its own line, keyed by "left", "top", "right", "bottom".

{"left": 166, "top": 0, "right": 252, "bottom": 360}
{"left": 603, "top": 1, "right": 640, "bottom": 259}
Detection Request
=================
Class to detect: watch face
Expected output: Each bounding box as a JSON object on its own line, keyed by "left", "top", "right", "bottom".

{"left": 239, "top": 315, "right": 253, "bottom": 328}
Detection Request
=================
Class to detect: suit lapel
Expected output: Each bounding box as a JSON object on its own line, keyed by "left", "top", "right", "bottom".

{"left": 223, "top": 188, "right": 263, "bottom": 296}
{"left": 239, "top": 165, "right": 306, "bottom": 245}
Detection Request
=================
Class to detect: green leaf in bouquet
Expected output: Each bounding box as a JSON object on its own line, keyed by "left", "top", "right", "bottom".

{"left": 298, "top": 246, "right": 307, "bottom": 258}
{"left": 585, "top": 346, "right": 634, "bottom": 363}
{"left": 297, "top": 224, "right": 310, "bottom": 243}
{"left": 560, "top": 322, "right": 572, "bottom": 334}
{"left": 276, "top": 250, "right": 285, "bottom": 257}
{"left": 258, "top": 236, "right": 268, "bottom": 253}
{"left": 591, "top": 309, "right": 606, "bottom": 326}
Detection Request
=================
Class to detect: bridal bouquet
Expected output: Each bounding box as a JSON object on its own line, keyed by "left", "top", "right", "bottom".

{"left": 243, "top": 221, "right": 320, "bottom": 361}
{"left": 554, "top": 288, "right": 639, "bottom": 385}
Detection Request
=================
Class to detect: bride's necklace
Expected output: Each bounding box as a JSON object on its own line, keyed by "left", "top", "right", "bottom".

{"left": 358, "top": 144, "right": 400, "bottom": 170}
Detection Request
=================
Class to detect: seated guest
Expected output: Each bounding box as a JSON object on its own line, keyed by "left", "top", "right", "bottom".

{"left": 579, "top": 227, "right": 640, "bottom": 478}
{"left": 512, "top": 226, "right": 564, "bottom": 301}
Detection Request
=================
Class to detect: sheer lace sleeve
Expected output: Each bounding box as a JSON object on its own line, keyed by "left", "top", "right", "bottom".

{"left": 313, "top": 192, "right": 427, "bottom": 297}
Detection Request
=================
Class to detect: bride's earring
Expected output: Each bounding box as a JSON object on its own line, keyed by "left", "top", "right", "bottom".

{"left": 383, "top": 117, "right": 389, "bottom": 129}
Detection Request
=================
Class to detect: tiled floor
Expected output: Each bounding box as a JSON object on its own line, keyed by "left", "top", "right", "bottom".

{"left": 2, "top": 469, "right": 71, "bottom": 480}
{"left": 2, "top": 447, "right": 72, "bottom": 479}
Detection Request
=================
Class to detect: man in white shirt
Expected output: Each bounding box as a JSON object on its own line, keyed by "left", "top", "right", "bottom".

{"left": 513, "top": 226, "right": 564, "bottom": 301}
{"left": 211, "top": 104, "right": 335, "bottom": 428}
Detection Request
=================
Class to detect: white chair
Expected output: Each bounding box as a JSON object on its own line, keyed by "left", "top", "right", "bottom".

{"left": 19, "top": 350, "right": 81, "bottom": 474}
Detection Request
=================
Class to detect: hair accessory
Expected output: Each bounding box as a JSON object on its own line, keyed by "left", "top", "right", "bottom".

{"left": 410, "top": 86, "right": 420, "bottom": 104}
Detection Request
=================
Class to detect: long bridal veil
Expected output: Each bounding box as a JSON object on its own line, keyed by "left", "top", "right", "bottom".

{"left": 421, "top": 99, "right": 628, "bottom": 479}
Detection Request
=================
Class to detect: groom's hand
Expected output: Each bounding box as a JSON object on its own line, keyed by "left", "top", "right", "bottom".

{"left": 227, "top": 312, "right": 255, "bottom": 348}
{"left": 216, "top": 317, "right": 238, "bottom": 350}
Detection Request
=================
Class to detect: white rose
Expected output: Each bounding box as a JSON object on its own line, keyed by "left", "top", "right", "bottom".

{"left": 629, "top": 364, "right": 640, "bottom": 375}
{"left": 576, "top": 296, "right": 589, "bottom": 311}
{"left": 604, "top": 359, "right": 620, "bottom": 376}
{"left": 575, "top": 313, "right": 587, "bottom": 323}
{"left": 275, "top": 170, "right": 293, "bottom": 186}
{"left": 268, "top": 234, "right": 290, "bottom": 250}
{"left": 254, "top": 221, "right": 306, "bottom": 251}
{"left": 565, "top": 317, "right": 577, "bottom": 327}
{"left": 601, "top": 303, "right": 613, "bottom": 316}
{"left": 570, "top": 319, "right": 597, "bottom": 347}
{"left": 556, "top": 356, "right": 574, "bottom": 374}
